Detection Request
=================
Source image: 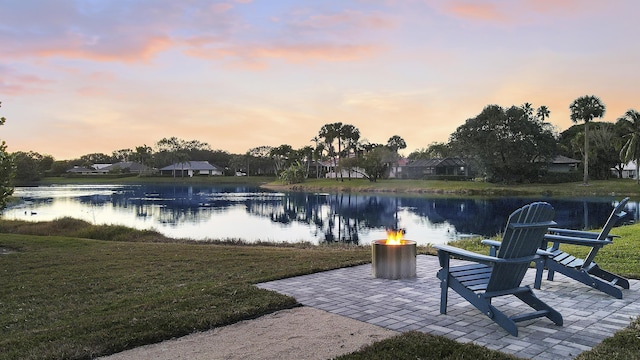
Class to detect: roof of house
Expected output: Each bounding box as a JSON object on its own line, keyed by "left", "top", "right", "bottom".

{"left": 103, "top": 161, "right": 149, "bottom": 171}
{"left": 67, "top": 166, "right": 94, "bottom": 173}
{"left": 160, "top": 161, "right": 222, "bottom": 171}
{"left": 406, "top": 157, "right": 466, "bottom": 167}
{"left": 552, "top": 155, "right": 581, "bottom": 164}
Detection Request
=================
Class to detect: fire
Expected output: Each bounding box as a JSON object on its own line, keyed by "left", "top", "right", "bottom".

{"left": 385, "top": 228, "right": 405, "bottom": 245}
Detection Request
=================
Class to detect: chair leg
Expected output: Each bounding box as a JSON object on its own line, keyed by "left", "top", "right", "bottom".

{"left": 437, "top": 253, "right": 451, "bottom": 314}
{"left": 439, "top": 277, "right": 449, "bottom": 314}
{"left": 547, "top": 268, "right": 555, "bottom": 281}
{"left": 486, "top": 303, "right": 518, "bottom": 336}
{"left": 534, "top": 259, "right": 545, "bottom": 289}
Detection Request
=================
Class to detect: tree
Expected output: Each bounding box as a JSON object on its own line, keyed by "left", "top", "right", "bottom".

{"left": 13, "top": 151, "right": 52, "bottom": 183}
{"left": 0, "top": 101, "right": 14, "bottom": 209}
{"left": 79, "top": 153, "right": 113, "bottom": 167}
{"left": 537, "top": 105, "right": 550, "bottom": 122}
{"left": 408, "top": 142, "right": 451, "bottom": 160}
{"left": 318, "top": 122, "right": 343, "bottom": 181}
{"left": 340, "top": 124, "right": 361, "bottom": 179}
{"left": 570, "top": 95, "right": 606, "bottom": 184}
{"left": 269, "top": 144, "right": 294, "bottom": 176}
{"left": 133, "top": 145, "right": 153, "bottom": 171}
{"left": 247, "top": 146, "right": 274, "bottom": 176}
{"left": 449, "top": 104, "right": 557, "bottom": 183}
{"left": 359, "top": 146, "right": 395, "bottom": 182}
{"left": 386, "top": 135, "right": 407, "bottom": 153}
{"left": 521, "top": 102, "right": 534, "bottom": 118}
{"left": 618, "top": 109, "right": 640, "bottom": 184}
{"left": 294, "top": 145, "right": 314, "bottom": 178}
{"left": 112, "top": 148, "right": 133, "bottom": 162}
{"left": 386, "top": 135, "right": 406, "bottom": 177}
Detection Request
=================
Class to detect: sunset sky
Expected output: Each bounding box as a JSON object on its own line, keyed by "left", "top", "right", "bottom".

{"left": 1, "top": 0, "right": 639, "bottom": 160}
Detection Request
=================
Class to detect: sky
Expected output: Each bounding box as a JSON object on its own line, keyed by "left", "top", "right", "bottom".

{"left": 1, "top": 0, "right": 639, "bottom": 160}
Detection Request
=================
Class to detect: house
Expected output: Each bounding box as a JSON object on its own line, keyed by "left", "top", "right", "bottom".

{"left": 612, "top": 161, "right": 637, "bottom": 179}
{"left": 388, "top": 158, "right": 409, "bottom": 179}
{"left": 404, "top": 157, "right": 469, "bottom": 179}
{"left": 66, "top": 166, "right": 97, "bottom": 175}
{"left": 102, "top": 161, "right": 153, "bottom": 175}
{"left": 547, "top": 155, "right": 580, "bottom": 173}
{"left": 159, "top": 161, "right": 223, "bottom": 177}
{"left": 320, "top": 158, "right": 366, "bottom": 179}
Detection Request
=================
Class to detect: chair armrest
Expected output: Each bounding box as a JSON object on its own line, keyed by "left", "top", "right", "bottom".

{"left": 481, "top": 239, "right": 554, "bottom": 257}
{"left": 481, "top": 239, "right": 502, "bottom": 256}
{"left": 536, "top": 249, "right": 555, "bottom": 257}
{"left": 548, "top": 228, "right": 619, "bottom": 239}
{"left": 543, "top": 234, "right": 613, "bottom": 247}
{"left": 481, "top": 239, "right": 501, "bottom": 247}
{"left": 434, "top": 244, "right": 538, "bottom": 266}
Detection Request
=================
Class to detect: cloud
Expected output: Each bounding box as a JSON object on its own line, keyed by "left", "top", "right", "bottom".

{"left": 0, "top": 0, "right": 237, "bottom": 63}
{"left": 445, "top": 2, "right": 506, "bottom": 23}
{"left": 0, "top": 66, "right": 53, "bottom": 95}
{"left": 433, "top": 0, "right": 607, "bottom": 25}
{"left": 1, "top": 1, "right": 394, "bottom": 69}
{"left": 185, "top": 42, "right": 380, "bottom": 68}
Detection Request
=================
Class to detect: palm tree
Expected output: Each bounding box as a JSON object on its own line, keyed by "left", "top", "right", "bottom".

{"left": 387, "top": 135, "right": 406, "bottom": 178}
{"left": 521, "top": 102, "right": 534, "bottom": 119}
{"left": 536, "top": 105, "right": 550, "bottom": 122}
{"left": 310, "top": 136, "right": 320, "bottom": 178}
{"left": 340, "top": 124, "right": 360, "bottom": 179}
{"left": 618, "top": 109, "right": 640, "bottom": 184}
{"left": 569, "top": 95, "right": 606, "bottom": 185}
{"left": 319, "top": 122, "right": 342, "bottom": 181}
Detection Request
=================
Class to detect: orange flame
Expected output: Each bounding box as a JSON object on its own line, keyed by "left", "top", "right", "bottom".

{"left": 385, "top": 228, "right": 405, "bottom": 245}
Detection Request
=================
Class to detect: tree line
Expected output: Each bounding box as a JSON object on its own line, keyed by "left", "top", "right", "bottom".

{"left": 2, "top": 94, "right": 640, "bottom": 188}
{"left": 409, "top": 96, "right": 640, "bottom": 184}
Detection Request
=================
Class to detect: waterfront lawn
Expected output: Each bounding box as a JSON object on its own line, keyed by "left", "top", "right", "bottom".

{"left": 0, "top": 219, "right": 639, "bottom": 360}
{"left": 0, "top": 230, "right": 370, "bottom": 359}
{"left": 274, "top": 178, "right": 640, "bottom": 197}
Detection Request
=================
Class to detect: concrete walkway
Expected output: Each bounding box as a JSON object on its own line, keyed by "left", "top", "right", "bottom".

{"left": 257, "top": 255, "right": 640, "bottom": 359}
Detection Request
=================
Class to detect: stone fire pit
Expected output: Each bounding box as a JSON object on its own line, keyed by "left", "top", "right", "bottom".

{"left": 371, "top": 239, "right": 417, "bottom": 280}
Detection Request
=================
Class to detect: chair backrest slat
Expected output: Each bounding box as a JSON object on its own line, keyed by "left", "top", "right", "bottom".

{"left": 583, "top": 197, "right": 629, "bottom": 267}
{"left": 487, "top": 202, "right": 555, "bottom": 292}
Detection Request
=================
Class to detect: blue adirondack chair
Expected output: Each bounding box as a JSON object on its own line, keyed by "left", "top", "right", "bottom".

{"left": 435, "top": 202, "right": 562, "bottom": 336}
{"left": 533, "top": 197, "right": 630, "bottom": 299}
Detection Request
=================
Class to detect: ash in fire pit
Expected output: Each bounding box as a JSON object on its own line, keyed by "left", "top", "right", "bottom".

{"left": 372, "top": 229, "right": 416, "bottom": 279}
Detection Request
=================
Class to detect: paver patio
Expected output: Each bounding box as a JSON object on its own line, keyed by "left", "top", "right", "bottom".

{"left": 257, "top": 255, "right": 640, "bottom": 359}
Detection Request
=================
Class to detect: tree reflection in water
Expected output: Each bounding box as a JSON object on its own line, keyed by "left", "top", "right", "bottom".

{"left": 3, "top": 184, "right": 635, "bottom": 245}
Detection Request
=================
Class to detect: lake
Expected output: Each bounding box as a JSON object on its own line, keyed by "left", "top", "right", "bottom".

{"left": 2, "top": 184, "right": 636, "bottom": 246}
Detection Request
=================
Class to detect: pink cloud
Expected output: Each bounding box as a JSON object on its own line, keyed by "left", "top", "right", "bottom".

{"left": 0, "top": 67, "right": 53, "bottom": 95}
{"left": 434, "top": 0, "right": 606, "bottom": 25}
{"left": 0, "top": 1, "right": 237, "bottom": 63}
{"left": 185, "top": 42, "right": 380, "bottom": 68}
{"left": 443, "top": 2, "right": 506, "bottom": 23}
{"left": 293, "top": 10, "right": 395, "bottom": 31}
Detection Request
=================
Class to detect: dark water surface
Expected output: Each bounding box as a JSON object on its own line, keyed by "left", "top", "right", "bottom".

{"left": 2, "top": 184, "right": 636, "bottom": 245}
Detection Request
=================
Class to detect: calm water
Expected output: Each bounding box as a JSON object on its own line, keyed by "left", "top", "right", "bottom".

{"left": 2, "top": 184, "right": 636, "bottom": 246}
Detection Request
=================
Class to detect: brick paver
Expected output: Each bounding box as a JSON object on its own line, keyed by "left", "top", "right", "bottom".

{"left": 257, "top": 255, "right": 640, "bottom": 359}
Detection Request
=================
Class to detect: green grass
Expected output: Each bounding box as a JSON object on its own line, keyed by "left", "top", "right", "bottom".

{"left": 0, "top": 225, "right": 371, "bottom": 359}
{"left": 269, "top": 178, "right": 640, "bottom": 197}
{"left": 1, "top": 219, "right": 639, "bottom": 359}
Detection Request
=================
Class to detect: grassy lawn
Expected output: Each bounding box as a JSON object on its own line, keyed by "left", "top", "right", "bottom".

{"left": 30, "top": 176, "right": 640, "bottom": 198}
{"left": 1, "top": 218, "right": 639, "bottom": 360}
{"left": 268, "top": 178, "right": 640, "bottom": 197}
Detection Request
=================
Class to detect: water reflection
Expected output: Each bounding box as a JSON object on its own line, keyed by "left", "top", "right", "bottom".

{"left": 3, "top": 184, "right": 635, "bottom": 246}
